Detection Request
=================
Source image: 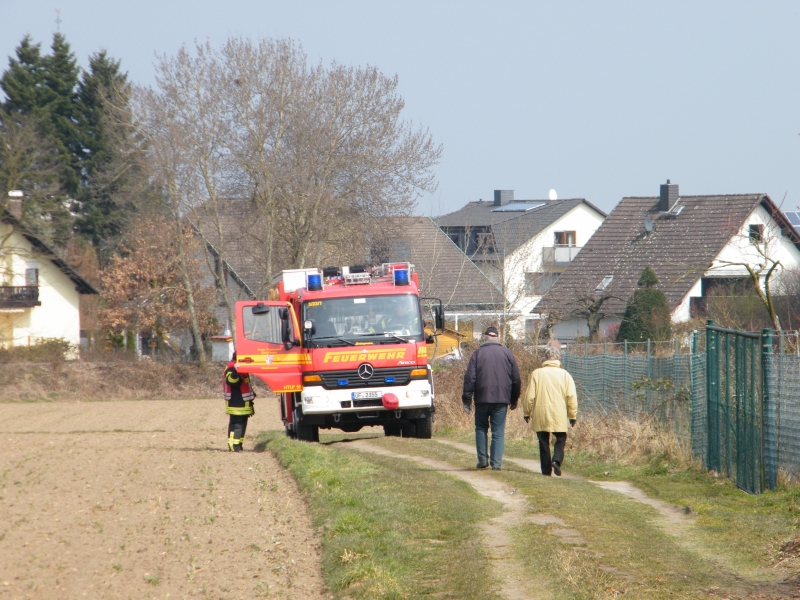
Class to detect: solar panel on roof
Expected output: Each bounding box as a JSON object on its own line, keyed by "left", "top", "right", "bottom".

{"left": 785, "top": 211, "right": 800, "bottom": 227}
{"left": 491, "top": 202, "right": 545, "bottom": 213}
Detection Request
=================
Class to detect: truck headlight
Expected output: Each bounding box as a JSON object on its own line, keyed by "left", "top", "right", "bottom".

{"left": 405, "top": 390, "right": 430, "bottom": 399}
{"left": 303, "top": 395, "right": 326, "bottom": 405}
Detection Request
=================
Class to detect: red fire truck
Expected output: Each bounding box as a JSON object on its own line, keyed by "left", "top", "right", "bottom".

{"left": 233, "top": 263, "right": 443, "bottom": 442}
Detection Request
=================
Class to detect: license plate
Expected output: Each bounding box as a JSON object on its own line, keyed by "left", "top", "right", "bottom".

{"left": 352, "top": 390, "right": 382, "bottom": 400}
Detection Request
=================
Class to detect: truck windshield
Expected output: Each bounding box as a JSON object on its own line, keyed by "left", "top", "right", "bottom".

{"left": 303, "top": 294, "right": 423, "bottom": 344}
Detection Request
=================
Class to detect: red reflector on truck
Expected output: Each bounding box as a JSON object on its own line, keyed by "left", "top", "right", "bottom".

{"left": 382, "top": 393, "right": 399, "bottom": 410}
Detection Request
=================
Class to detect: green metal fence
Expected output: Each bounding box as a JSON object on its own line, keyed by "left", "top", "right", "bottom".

{"left": 762, "top": 331, "right": 800, "bottom": 490}
{"left": 705, "top": 322, "right": 766, "bottom": 494}
{"left": 561, "top": 323, "right": 800, "bottom": 494}
{"left": 562, "top": 337, "right": 705, "bottom": 452}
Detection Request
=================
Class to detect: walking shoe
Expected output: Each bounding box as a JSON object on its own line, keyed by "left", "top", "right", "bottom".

{"left": 553, "top": 461, "right": 561, "bottom": 477}
{"left": 491, "top": 467, "right": 501, "bottom": 471}
{"left": 476, "top": 461, "right": 489, "bottom": 469}
{"left": 234, "top": 445, "right": 244, "bottom": 453}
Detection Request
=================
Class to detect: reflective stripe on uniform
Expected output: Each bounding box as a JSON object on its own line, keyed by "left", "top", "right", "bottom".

{"left": 225, "top": 400, "right": 254, "bottom": 416}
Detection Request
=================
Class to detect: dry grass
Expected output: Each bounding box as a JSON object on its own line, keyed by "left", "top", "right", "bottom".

{"left": 567, "top": 411, "right": 694, "bottom": 466}
{"left": 0, "top": 359, "right": 226, "bottom": 401}
{"left": 433, "top": 345, "right": 694, "bottom": 468}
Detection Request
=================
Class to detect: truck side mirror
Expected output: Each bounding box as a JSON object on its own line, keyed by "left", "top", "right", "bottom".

{"left": 279, "top": 308, "right": 292, "bottom": 347}
{"left": 434, "top": 308, "right": 445, "bottom": 332}
{"left": 422, "top": 297, "right": 445, "bottom": 334}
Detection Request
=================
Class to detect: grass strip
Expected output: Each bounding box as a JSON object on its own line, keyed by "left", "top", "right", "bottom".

{"left": 437, "top": 427, "right": 800, "bottom": 571}
{"left": 375, "top": 435, "right": 780, "bottom": 599}
{"left": 255, "top": 431, "right": 504, "bottom": 599}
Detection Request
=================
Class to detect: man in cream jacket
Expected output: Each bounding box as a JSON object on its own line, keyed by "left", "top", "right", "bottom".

{"left": 522, "top": 344, "right": 577, "bottom": 476}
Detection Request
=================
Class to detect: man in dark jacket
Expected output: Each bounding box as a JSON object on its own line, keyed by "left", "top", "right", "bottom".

{"left": 462, "top": 326, "right": 521, "bottom": 470}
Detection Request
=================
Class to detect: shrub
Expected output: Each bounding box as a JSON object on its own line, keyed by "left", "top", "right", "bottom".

{"left": 0, "top": 338, "right": 75, "bottom": 363}
{"left": 617, "top": 267, "right": 672, "bottom": 342}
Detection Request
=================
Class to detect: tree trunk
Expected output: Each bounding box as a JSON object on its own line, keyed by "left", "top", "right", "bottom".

{"left": 176, "top": 223, "right": 207, "bottom": 365}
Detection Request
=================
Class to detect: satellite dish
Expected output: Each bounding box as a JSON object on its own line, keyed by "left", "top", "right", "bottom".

{"left": 644, "top": 217, "right": 654, "bottom": 232}
{"left": 549, "top": 189, "right": 557, "bottom": 201}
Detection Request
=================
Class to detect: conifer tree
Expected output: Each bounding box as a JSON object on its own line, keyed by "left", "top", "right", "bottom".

{"left": 617, "top": 266, "right": 672, "bottom": 342}
{"left": 74, "top": 51, "right": 135, "bottom": 253}
{"left": 0, "top": 36, "right": 47, "bottom": 115}
{"left": 1, "top": 34, "right": 137, "bottom": 254}
{"left": 40, "top": 33, "right": 81, "bottom": 194}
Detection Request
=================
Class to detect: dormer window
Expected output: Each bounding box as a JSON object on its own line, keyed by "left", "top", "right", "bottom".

{"left": 475, "top": 232, "right": 495, "bottom": 253}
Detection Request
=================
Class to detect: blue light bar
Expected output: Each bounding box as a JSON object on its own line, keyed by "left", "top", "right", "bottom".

{"left": 307, "top": 273, "right": 322, "bottom": 291}
{"left": 394, "top": 268, "right": 409, "bottom": 286}
{"left": 384, "top": 377, "right": 396, "bottom": 384}
{"left": 338, "top": 379, "right": 348, "bottom": 386}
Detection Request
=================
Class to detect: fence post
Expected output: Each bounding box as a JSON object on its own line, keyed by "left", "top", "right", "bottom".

{"left": 647, "top": 339, "right": 652, "bottom": 409}
{"left": 762, "top": 328, "right": 776, "bottom": 491}
{"left": 624, "top": 340, "right": 628, "bottom": 409}
{"left": 706, "top": 319, "right": 716, "bottom": 471}
{"left": 673, "top": 337, "right": 679, "bottom": 432}
{"left": 691, "top": 330, "right": 698, "bottom": 457}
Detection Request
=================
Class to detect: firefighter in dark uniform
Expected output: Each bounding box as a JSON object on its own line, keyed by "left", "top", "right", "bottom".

{"left": 223, "top": 352, "right": 255, "bottom": 452}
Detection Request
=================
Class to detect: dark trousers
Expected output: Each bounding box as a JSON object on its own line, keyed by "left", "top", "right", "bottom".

{"left": 537, "top": 431, "right": 567, "bottom": 476}
{"left": 474, "top": 403, "right": 508, "bottom": 469}
{"left": 228, "top": 415, "right": 249, "bottom": 451}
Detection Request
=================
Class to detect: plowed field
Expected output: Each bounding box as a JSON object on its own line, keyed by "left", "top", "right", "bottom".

{"left": 0, "top": 398, "right": 327, "bottom": 600}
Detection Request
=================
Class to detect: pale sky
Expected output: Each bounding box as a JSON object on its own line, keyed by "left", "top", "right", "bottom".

{"left": 2, "top": 1, "right": 800, "bottom": 217}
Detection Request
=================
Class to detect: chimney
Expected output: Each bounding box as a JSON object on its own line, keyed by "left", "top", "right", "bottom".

{"left": 659, "top": 180, "right": 679, "bottom": 211}
{"left": 7, "top": 198, "right": 22, "bottom": 221}
{"left": 493, "top": 190, "right": 514, "bottom": 206}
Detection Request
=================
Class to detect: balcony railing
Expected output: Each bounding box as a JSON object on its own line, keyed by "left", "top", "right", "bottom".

{"left": 0, "top": 285, "right": 40, "bottom": 308}
{"left": 542, "top": 245, "right": 581, "bottom": 266}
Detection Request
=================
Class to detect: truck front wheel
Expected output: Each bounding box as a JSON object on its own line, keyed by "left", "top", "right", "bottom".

{"left": 415, "top": 413, "right": 433, "bottom": 439}
{"left": 294, "top": 410, "right": 319, "bottom": 442}
{"left": 296, "top": 422, "right": 319, "bottom": 442}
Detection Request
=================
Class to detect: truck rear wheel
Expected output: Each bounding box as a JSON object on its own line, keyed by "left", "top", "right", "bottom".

{"left": 415, "top": 413, "right": 433, "bottom": 439}
{"left": 384, "top": 423, "right": 401, "bottom": 437}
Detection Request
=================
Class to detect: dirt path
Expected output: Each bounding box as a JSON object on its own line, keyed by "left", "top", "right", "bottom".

{"left": 436, "top": 439, "right": 694, "bottom": 530}
{"left": 0, "top": 399, "right": 327, "bottom": 600}
{"left": 347, "top": 440, "right": 552, "bottom": 600}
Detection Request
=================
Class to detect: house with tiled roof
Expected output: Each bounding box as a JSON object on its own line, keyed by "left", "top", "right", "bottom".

{"left": 1, "top": 199, "right": 98, "bottom": 356}
{"left": 436, "top": 190, "right": 606, "bottom": 338}
{"left": 373, "top": 216, "right": 504, "bottom": 340}
{"left": 536, "top": 181, "right": 800, "bottom": 340}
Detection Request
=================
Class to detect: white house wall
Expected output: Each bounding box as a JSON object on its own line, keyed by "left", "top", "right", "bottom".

{"left": 674, "top": 204, "right": 800, "bottom": 322}
{"left": 501, "top": 203, "right": 605, "bottom": 338}
{"left": 1, "top": 225, "right": 82, "bottom": 350}
{"left": 550, "top": 315, "right": 621, "bottom": 342}
{"left": 672, "top": 279, "right": 702, "bottom": 322}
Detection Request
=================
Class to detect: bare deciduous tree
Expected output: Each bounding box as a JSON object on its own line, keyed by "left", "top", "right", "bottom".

{"left": 712, "top": 216, "right": 790, "bottom": 332}
{"left": 133, "top": 37, "right": 441, "bottom": 340}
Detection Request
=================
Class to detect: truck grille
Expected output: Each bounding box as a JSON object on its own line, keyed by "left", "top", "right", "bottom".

{"left": 319, "top": 367, "right": 412, "bottom": 390}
